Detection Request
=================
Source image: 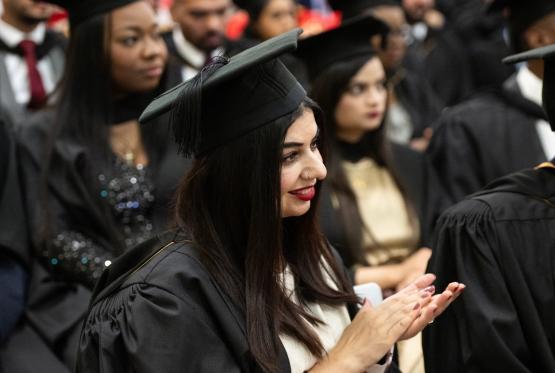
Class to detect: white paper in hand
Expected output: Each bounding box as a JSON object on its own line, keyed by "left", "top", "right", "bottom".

{"left": 354, "top": 282, "right": 383, "bottom": 306}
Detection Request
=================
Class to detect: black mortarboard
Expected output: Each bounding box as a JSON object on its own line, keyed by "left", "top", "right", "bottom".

{"left": 503, "top": 44, "right": 555, "bottom": 131}
{"left": 295, "top": 14, "right": 389, "bottom": 81}
{"left": 233, "top": 0, "right": 269, "bottom": 21}
{"left": 329, "top": 0, "right": 400, "bottom": 20}
{"left": 45, "top": 0, "right": 138, "bottom": 27}
{"left": 488, "top": 0, "right": 555, "bottom": 49}
{"left": 139, "top": 29, "right": 306, "bottom": 157}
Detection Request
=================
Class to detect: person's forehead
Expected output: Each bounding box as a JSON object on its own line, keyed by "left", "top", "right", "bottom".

{"left": 180, "top": 0, "right": 231, "bottom": 9}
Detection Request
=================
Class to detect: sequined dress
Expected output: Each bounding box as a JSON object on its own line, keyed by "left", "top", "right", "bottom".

{"left": 47, "top": 158, "right": 155, "bottom": 287}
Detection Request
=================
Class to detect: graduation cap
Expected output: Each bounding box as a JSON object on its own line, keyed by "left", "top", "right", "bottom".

{"left": 233, "top": 0, "right": 269, "bottom": 21}
{"left": 329, "top": 0, "right": 400, "bottom": 20}
{"left": 503, "top": 44, "right": 555, "bottom": 130}
{"left": 488, "top": 0, "right": 555, "bottom": 50}
{"left": 139, "top": 29, "right": 307, "bottom": 157}
{"left": 295, "top": 14, "right": 389, "bottom": 81}
{"left": 45, "top": 0, "right": 138, "bottom": 27}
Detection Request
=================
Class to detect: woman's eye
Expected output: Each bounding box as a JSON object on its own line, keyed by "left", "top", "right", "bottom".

{"left": 121, "top": 36, "right": 139, "bottom": 46}
{"left": 347, "top": 84, "right": 365, "bottom": 95}
{"left": 282, "top": 152, "right": 299, "bottom": 164}
{"left": 310, "top": 139, "right": 320, "bottom": 151}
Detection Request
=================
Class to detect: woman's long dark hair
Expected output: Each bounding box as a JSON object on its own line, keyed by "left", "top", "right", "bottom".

{"left": 310, "top": 55, "right": 417, "bottom": 267}
{"left": 37, "top": 14, "right": 121, "bottom": 251}
{"left": 175, "top": 97, "right": 358, "bottom": 372}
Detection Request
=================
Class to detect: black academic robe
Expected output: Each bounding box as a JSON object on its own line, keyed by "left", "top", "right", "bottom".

{"left": 404, "top": 26, "right": 474, "bottom": 107}
{"left": 319, "top": 143, "right": 447, "bottom": 272}
{"left": 0, "top": 116, "right": 28, "bottom": 344}
{"left": 0, "top": 66, "right": 189, "bottom": 372}
{"left": 0, "top": 29, "right": 66, "bottom": 126}
{"left": 76, "top": 230, "right": 399, "bottom": 373}
{"left": 0, "top": 116, "right": 69, "bottom": 372}
{"left": 423, "top": 163, "right": 555, "bottom": 373}
{"left": 393, "top": 69, "right": 442, "bottom": 139}
{"left": 427, "top": 75, "right": 547, "bottom": 206}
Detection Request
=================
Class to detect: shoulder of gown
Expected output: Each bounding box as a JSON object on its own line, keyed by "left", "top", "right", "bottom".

{"left": 424, "top": 166, "right": 555, "bottom": 372}
{"left": 77, "top": 237, "right": 253, "bottom": 373}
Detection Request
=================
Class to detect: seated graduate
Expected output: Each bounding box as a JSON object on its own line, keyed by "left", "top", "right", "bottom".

{"left": 328, "top": 0, "right": 442, "bottom": 152}
{"left": 4, "top": 0, "right": 188, "bottom": 370}
{"left": 296, "top": 15, "right": 445, "bottom": 292}
{"left": 76, "top": 30, "right": 463, "bottom": 373}
{"left": 424, "top": 45, "right": 555, "bottom": 373}
{"left": 426, "top": 0, "right": 555, "bottom": 205}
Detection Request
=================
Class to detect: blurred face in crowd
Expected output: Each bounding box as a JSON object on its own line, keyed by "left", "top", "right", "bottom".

{"left": 110, "top": 1, "right": 168, "bottom": 94}
{"left": 171, "top": 0, "right": 232, "bottom": 52}
{"left": 335, "top": 57, "right": 388, "bottom": 142}
{"left": 1, "top": 0, "right": 58, "bottom": 27}
{"left": 253, "top": 0, "right": 297, "bottom": 41}
{"left": 371, "top": 5, "right": 408, "bottom": 71}
{"left": 402, "top": 0, "right": 434, "bottom": 22}
{"left": 280, "top": 109, "right": 327, "bottom": 218}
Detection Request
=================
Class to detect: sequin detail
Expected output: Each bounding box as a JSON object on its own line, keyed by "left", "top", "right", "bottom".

{"left": 48, "top": 231, "right": 111, "bottom": 287}
{"left": 48, "top": 159, "right": 155, "bottom": 287}
{"left": 97, "top": 158, "right": 155, "bottom": 248}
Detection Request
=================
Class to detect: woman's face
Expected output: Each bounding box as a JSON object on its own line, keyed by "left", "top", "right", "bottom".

{"left": 280, "top": 109, "right": 327, "bottom": 218}
{"left": 110, "top": 1, "right": 168, "bottom": 94}
{"left": 334, "top": 57, "right": 387, "bottom": 142}
{"left": 253, "top": 0, "right": 297, "bottom": 40}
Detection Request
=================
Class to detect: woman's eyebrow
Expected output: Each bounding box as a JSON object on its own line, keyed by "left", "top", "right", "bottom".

{"left": 283, "top": 142, "right": 303, "bottom": 148}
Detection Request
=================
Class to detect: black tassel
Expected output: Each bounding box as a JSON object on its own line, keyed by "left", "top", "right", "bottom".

{"left": 170, "top": 56, "right": 229, "bottom": 157}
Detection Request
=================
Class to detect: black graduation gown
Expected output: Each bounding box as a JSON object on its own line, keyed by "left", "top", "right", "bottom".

{"left": 423, "top": 163, "right": 555, "bottom": 373}
{"left": 0, "top": 116, "right": 70, "bottom": 373}
{"left": 427, "top": 75, "right": 547, "bottom": 205}
{"left": 319, "top": 143, "right": 447, "bottom": 272}
{"left": 393, "top": 69, "right": 442, "bottom": 139}
{"left": 435, "top": 0, "right": 515, "bottom": 91}
{"left": 0, "top": 116, "right": 28, "bottom": 344}
{"left": 404, "top": 26, "right": 474, "bottom": 107}
{"left": 76, "top": 231, "right": 391, "bottom": 373}
{"left": 0, "top": 66, "right": 189, "bottom": 372}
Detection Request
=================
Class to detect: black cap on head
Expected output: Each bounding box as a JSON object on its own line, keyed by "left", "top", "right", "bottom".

{"left": 295, "top": 14, "right": 389, "bottom": 81}
{"left": 488, "top": 0, "right": 555, "bottom": 50}
{"left": 329, "top": 0, "right": 400, "bottom": 20}
{"left": 139, "top": 29, "right": 307, "bottom": 157}
{"left": 503, "top": 44, "right": 555, "bottom": 130}
{"left": 233, "top": 0, "right": 270, "bottom": 21}
{"left": 46, "top": 0, "right": 138, "bottom": 27}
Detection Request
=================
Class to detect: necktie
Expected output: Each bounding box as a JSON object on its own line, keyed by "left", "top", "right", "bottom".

{"left": 18, "top": 39, "right": 47, "bottom": 109}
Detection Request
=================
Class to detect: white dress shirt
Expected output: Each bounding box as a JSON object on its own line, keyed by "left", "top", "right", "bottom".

{"left": 516, "top": 66, "right": 555, "bottom": 160}
{"left": 171, "top": 27, "right": 223, "bottom": 82}
{"left": 0, "top": 18, "right": 57, "bottom": 105}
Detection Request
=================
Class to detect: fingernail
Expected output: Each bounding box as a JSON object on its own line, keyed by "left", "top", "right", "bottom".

{"left": 424, "top": 285, "right": 435, "bottom": 293}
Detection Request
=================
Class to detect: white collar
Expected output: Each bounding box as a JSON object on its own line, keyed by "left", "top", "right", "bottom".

{"left": 516, "top": 65, "right": 543, "bottom": 107}
{"left": 0, "top": 18, "right": 46, "bottom": 48}
{"left": 172, "top": 27, "right": 207, "bottom": 69}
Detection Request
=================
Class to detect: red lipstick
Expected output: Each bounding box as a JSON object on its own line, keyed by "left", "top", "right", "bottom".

{"left": 289, "top": 185, "right": 316, "bottom": 201}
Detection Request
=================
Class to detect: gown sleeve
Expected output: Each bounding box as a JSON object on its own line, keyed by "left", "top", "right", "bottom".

{"left": 15, "top": 120, "right": 117, "bottom": 289}
{"left": 78, "top": 283, "right": 243, "bottom": 373}
{"left": 423, "top": 199, "right": 535, "bottom": 373}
